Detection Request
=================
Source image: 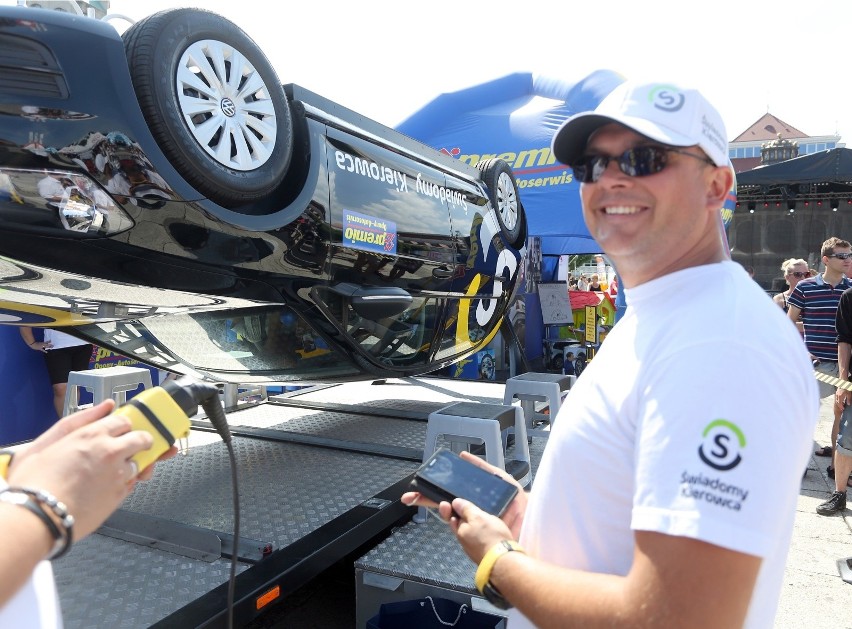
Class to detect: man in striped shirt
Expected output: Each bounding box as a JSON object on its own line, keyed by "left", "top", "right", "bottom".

{"left": 787, "top": 236, "right": 852, "bottom": 474}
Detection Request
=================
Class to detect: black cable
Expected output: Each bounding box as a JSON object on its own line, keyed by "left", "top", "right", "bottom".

{"left": 199, "top": 393, "right": 238, "bottom": 629}
{"left": 164, "top": 378, "right": 239, "bottom": 629}
{"left": 500, "top": 316, "right": 530, "bottom": 375}
{"left": 217, "top": 432, "right": 239, "bottom": 629}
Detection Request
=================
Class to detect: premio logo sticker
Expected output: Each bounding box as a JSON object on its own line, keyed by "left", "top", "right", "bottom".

{"left": 698, "top": 419, "right": 745, "bottom": 471}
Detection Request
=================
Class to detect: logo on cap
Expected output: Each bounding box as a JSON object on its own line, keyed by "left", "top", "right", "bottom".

{"left": 647, "top": 85, "right": 685, "bottom": 113}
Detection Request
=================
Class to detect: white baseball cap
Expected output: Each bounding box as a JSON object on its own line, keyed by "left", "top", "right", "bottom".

{"left": 551, "top": 81, "right": 729, "bottom": 168}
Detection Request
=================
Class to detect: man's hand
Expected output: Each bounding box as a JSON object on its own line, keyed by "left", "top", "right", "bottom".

{"left": 401, "top": 451, "right": 528, "bottom": 539}
{"left": 441, "top": 498, "right": 515, "bottom": 565}
{"left": 835, "top": 387, "right": 850, "bottom": 410}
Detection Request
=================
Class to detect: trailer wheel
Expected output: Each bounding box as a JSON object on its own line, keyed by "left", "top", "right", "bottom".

{"left": 477, "top": 158, "right": 525, "bottom": 247}
{"left": 123, "top": 8, "right": 292, "bottom": 208}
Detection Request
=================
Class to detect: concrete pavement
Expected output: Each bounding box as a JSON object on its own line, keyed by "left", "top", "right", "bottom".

{"left": 776, "top": 397, "right": 852, "bottom": 628}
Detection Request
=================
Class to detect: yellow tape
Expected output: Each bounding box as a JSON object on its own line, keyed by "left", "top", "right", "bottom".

{"left": 814, "top": 371, "right": 852, "bottom": 393}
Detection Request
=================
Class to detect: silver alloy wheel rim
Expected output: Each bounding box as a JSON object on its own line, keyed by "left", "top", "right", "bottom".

{"left": 496, "top": 171, "right": 518, "bottom": 231}
{"left": 176, "top": 39, "right": 277, "bottom": 172}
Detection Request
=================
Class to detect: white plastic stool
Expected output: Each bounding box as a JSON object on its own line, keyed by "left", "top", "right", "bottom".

{"left": 219, "top": 383, "right": 268, "bottom": 407}
{"left": 503, "top": 372, "right": 575, "bottom": 438}
{"left": 415, "top": 401, "right": 530, "bottom": 523}
{"left": 63, "top": 366, "right": 153, "bottom": 416}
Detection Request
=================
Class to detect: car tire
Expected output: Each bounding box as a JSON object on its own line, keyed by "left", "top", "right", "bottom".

{"left": 551, "top": 353, "right": 563, "bottom": 371}
{"left": 122, "top": 8, "right": 293, "bottom": 208}
{"left": 477, "top": 158, "right": 525, "bottom": 247}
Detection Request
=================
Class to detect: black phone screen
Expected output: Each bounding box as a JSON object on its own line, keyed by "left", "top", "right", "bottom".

{"left": 409, "top": 448, "right": 518, "bottom": 517}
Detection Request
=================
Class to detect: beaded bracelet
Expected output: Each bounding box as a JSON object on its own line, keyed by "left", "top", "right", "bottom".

{"left": 0, "top": 486, "right": 74, "bottom": 559}
{"left": 0, "top": 490, "right": 67, "bottom": 560}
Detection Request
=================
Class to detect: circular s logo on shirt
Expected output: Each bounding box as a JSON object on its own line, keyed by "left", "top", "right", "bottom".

{"left": 698, "top": 419, "right": 745, "bottom": 471}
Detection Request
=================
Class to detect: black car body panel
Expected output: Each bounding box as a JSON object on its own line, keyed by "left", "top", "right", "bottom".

{"left": 0, "top": 6, "right": 526, "bottom": 383}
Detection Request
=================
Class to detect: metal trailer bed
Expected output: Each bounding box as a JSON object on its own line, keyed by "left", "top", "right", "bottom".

{"left": 51, "top": 377, "right": 546, "bottom": 628}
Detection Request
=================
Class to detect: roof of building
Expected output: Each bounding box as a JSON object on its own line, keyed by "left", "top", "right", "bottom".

{"left": 731, "top": 113, "right": 808, "bottom": 142}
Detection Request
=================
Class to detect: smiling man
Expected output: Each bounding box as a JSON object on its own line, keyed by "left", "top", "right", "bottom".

{"left": 403, "top": 81, "right": 819, "bottom": 627}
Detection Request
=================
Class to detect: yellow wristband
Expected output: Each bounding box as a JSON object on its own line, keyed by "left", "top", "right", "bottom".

{"left": 0, "top": 450, "right": 14, "bottom": 479}
{"left": 475, "top": 540, "right": 524, "bottom": 594}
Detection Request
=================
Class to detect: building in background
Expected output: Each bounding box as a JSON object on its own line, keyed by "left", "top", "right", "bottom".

{"left": 727, "top": 112, "right": 851, "bottom": 290}
{"left": 729, "top": 113, "right": 842, "bottom": 173}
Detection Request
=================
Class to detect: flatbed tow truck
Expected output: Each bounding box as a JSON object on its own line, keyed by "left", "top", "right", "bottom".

{"left": 52, "top": 376, "right": 547, "bottom": 628}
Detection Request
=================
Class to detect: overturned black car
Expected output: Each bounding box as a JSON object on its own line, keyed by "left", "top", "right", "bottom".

{"left": 0, "top": 6, "right": 526, "bottom": 383}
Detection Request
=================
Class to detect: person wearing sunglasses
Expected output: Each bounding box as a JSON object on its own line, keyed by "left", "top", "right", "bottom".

{"left": 773, "top": 258, "right": 810, "bottom": 332}
{"left": 786, "top": 237, "right": 852, "bottom": 465}
{"left": 404, "top": 80, "right": 818, "bottom": 628}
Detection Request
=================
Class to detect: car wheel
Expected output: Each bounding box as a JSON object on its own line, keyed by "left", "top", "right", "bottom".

{"left": 551, "top": 353, "right": 563, "bottom": 371}
{"left": 122, "top": 8, "right": 293, "bottom": 208}
{"left": 477, "top": 158, "right": 525, "bottom": 247}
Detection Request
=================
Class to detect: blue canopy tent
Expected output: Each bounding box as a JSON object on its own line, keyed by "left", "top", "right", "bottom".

{"left": 396, "top": 70, "right": 626, "bottom": 362}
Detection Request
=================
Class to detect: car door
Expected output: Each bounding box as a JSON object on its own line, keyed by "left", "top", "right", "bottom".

{"left": 321, "top": 128, "right": 456, "bottom": 371}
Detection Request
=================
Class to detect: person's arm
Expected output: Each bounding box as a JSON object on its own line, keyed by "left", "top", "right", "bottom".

{"left": 18, "top": 327, "right": 51, "bottom": 352}
{"left": 786, "top": 304, "right": 802, "bottom": 327}
{"left": 446, "top": 500, "right": 759, "bottom": 628}
{"left": 835, "top": 292, "right": 852, "bottom": 407}
{"left": 837, "top": 342, "right": 852, "bottom": 410}
{"left": 786, "top": 304, "right": 805, "bottom": 338}
{"left": 0, "top": 499, "right": 59, "bottom": 606}
{"left": 0, "top": 400, "right": 176, "bottom": 608}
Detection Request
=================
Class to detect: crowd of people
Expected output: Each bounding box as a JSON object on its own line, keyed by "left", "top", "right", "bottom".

{"left": 568, "top": 271, "right": 614, "bottom": 294}
{"left": 778, "top": 238, "right": 852, "bottom": 514}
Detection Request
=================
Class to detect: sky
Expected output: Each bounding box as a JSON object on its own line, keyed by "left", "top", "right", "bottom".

{"left": 7, "top": 0, "right": 852, "bottom": 144}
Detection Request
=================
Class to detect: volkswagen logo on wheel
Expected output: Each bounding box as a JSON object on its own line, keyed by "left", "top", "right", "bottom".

{"left": 220, "top": 98, "right": 237, "bottom": 117}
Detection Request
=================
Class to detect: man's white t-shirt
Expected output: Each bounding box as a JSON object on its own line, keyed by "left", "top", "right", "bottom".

{"left": 0, "top": 479, "right": 63, "bottom": 628}
{"left": 508, "top": 261, "right": 818, "bottom": 628}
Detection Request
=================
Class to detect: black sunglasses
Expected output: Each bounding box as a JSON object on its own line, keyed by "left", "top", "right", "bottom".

{"left": 570, "top": 146, "right": 716, "bottom": 184}
{"left": 828, "top": 253, "right": 852, "bottom": 260}
{"left": 787, "top": 271, "right": 809, "bottom": 278}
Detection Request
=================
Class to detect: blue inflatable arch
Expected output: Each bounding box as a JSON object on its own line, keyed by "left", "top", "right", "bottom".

{"left": 396, "top": 69, "right": 626, "bottom": 255}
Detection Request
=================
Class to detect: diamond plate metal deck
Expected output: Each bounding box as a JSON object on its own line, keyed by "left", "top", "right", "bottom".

{"left": 51, "top": 377, "right": 540, "bottom": 628}
{"left": 54, "top": 404, "right": 420, "bottom": 628}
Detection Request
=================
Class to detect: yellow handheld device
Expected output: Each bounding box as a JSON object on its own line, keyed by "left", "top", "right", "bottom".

{"left": 116, "top": 386, "right": 191, "bottom": 473}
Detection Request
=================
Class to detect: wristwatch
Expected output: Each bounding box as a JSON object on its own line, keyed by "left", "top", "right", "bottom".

{"left": 475, "top": 540, "right": 525, "bottom": 610}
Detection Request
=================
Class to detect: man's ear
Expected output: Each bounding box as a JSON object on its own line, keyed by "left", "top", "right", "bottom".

{"left": 706, "top": 165, "right": 733, "bottom": 212}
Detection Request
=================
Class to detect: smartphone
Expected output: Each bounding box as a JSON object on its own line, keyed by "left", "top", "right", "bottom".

{"left": 408, "top": 448, "right": 518, "bottom": 517}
